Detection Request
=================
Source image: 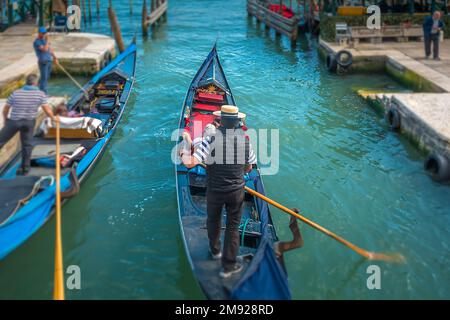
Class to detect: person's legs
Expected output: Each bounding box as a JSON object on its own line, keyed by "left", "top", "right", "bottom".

{"left": 432, "top": 34, "right": 440, "bottom": 59}
{"left": 206, "top": 190, "right": 225, "bottom": 255}
{"left": 424, "top": 35, "right": 431, "bottom": 58}
{"left": 39, "top": 62, "right": 51, "bottom": 93}
{"left": 0, "top": 120, "right": 20, "bottom": 149}
{"left": 18, "top": 119, "right": 35, "bottom": 170}
{"left": 222, "top": 188, "right": 245, "bottom": 271}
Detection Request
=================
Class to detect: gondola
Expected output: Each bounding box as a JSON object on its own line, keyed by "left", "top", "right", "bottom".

{"left": 0, "top": 42, "right": 137, "bottom": 260}
{"left": 175, "top": 46, "right": 292, "bottom": 299}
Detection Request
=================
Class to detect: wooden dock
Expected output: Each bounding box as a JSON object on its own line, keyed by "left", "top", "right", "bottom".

{"left": 0, "top": 22, "right": 115, "bottom": 98}
{"left": 247, "top": 0, "right": 299, "bottom": 45}
{"left": 320, "top": 38, "right": 450, "bottom": 182}
{"left": 361, "top": 92, "right": 450, "bottom": 182}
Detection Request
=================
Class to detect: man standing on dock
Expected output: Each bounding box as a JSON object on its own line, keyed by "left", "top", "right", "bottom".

{"left": 423, "top": 11, "right": 445, "bottom": 60}
{"left": 0, "top": 74, "right": 54, "bottom": 175}
{"left": 33, "top": 27, "right": 58, "bottom": 93}
{"left": 180, "top": 105, "right": 257, "bottom": 279}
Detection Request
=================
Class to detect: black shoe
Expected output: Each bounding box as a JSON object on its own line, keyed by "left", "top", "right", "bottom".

{"left": 16, "top": 167, "right": 29, "bottom": 176}
{"left": 219, "top": 263, "right": 243, "bottom": 279}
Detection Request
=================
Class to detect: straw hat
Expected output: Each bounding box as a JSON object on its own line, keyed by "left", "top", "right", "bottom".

{"left": 213, "top": 105, "right": 246, "bottom": 120}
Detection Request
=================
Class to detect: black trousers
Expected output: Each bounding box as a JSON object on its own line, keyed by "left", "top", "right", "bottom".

{"left": 424, "top": 34, "right": 440, "bottom": 58}
{"left": 206, "top": 188, "right": 245, "bottom": 271}
{"left": 0, "top": 119, "right": 35, "bottom": 169}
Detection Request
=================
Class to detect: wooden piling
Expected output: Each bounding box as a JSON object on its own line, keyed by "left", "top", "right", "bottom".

{"left": 247, "top": 0, "right": 298, "bottom": 45}
{"left": 82, "top": 0, "right": 87, "bottom": 25}
{"left": 142, "top": 0, "right": 148, "bottom": 37}
{"left": 96, "top": 0, "right": 100, "bottom": 16}
{"left": 88, "top": 0, "right": 92, "bottom": 21}
{"left": 129, "top": 0, "right": 133, "bottom": 15}
{"left": 108, "top": 1, "right": 125, "bottom": 53}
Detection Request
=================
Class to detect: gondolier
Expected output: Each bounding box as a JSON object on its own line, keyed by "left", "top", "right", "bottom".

{"left": 0, "top": 74, "right": 54, "bottom": 176}
{"left": 180, "top": 105, "right": 257, "bottom": 278}
{"left": 33, "top": 27, "right": 58, "bottom": 93}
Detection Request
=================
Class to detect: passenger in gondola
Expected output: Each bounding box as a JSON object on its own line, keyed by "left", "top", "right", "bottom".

{"left": 0, "top": 74, "right": 54, "bottom": 175}
{"left": 180, "top": 105, "right": 257, "bottom": 279}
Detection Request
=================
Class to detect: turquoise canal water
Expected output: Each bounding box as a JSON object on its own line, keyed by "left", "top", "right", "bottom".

{"left": 1, "top": 0, "right": 449, "bottom": 299}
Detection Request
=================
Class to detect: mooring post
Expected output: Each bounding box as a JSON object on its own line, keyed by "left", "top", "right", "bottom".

{"left": 108, "top": 0, "right": 125, "bottom": 53}
{"left": 38, "top": 0, "right": 44, "bottom": 27}
{"left": 142, "top": 0, "right": 148, "bottom": 37}
{"left": 81, "top": 0, "right": 87, "bottom": 26}
{"left": 96, "top": 0, "right": 100, "bottom": 16}
{"left": 88, "top": 0, "right": 92, "bottom": 21}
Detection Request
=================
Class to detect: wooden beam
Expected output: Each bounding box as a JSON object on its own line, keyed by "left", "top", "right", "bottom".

{"left": 145, "top": 1, "right": 167, "bottom": 27}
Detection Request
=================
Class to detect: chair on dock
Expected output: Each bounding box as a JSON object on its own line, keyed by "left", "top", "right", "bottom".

{"left": 335, "top": 22, "right": 349, "bottom": 46}
{"left": 51, "top": 15, "right": 68, "bottom": 33}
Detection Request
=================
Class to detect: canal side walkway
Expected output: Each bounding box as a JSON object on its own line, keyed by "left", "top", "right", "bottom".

{"left": 0, "top": 22, "right": 116, "bottom": 98}
{"left": 319, "top": 39, "right": 450, "bottom": 179}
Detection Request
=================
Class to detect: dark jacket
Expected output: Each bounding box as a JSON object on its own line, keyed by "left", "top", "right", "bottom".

{"left": 423, "top": 16, "right": 445, "bottom": 36}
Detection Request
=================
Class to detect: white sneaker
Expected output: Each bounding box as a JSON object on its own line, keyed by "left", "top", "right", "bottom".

{"left": 209, "top": 249, "right": 222, "bottom": 260}
{"left": 219, "top": 263, "right": 243, "bottom": 279}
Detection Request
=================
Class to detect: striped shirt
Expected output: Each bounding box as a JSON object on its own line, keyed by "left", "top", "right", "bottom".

{"left": 194, "top": 133, "right": 257, "bottom": 165}
{"left": 7, "top": 86, "right": 48, "bottom": 120}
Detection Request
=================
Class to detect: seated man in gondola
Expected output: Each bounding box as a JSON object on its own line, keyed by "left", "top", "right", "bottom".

{"left": 180, "top": 105, "right": 257, "bottom": 279}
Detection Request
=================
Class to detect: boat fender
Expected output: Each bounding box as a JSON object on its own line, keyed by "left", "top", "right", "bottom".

{"left": 326, "top": 53, "right": 337, "bottom": 72}
{"left": 386, "top": 107, "right": 401, "bottom": 131}
{"left": 424, "top": 153, "right": 450, "bottom": 182}
{"left": 336, "top": 50, "right": 353, "bottom": 69}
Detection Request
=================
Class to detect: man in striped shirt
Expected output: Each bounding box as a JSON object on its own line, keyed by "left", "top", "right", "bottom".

{"left": 0, "top": 74, "right": 54, "bottom": 175}
{"left": 180, "top": 105, "right": 257, "bottom": 278}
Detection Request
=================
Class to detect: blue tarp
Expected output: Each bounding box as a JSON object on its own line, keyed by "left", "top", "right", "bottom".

{"left": 230, "top": 174, "right": 292, "bottom": 300}
{"left": 231, "top": 238, "right": 291, "bottom": 300}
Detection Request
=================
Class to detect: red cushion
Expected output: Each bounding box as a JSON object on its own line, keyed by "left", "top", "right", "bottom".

{"left": 185, "top": 111, "right": 217, "bottom": 139}
{"left": 193, "top": 103, "right": 220, "bottom": 112}
{"left": 197, "top": 92, "right": 224, "bottom": 103}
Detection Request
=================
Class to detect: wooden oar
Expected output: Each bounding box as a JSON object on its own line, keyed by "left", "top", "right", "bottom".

{"left": 53, "top": 116, "right": 65, "bottom": 300}
{"left": 193, "top": 159, "right": 404, "bottom": 262}
{"left": 244, "top": 186, "right": 405, "bottom": 263}
{"left": 54, "top": 59, "right": 89, "bottom": 99}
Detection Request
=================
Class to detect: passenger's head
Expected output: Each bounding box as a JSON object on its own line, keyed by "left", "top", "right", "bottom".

{"left": 433, "top": 11, "right": 441, "bottom": 20}
{"left": 26, "top": 74, "right": 39, "bottom": 86}
{"left": 55, "top": 103, "right": 68, "bottom": 116}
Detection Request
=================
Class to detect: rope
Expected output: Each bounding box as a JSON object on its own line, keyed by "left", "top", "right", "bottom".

{"left": 0, "top": 175, "right": 55, "bottom": 227}
{"left": 240, "top": 218, "right": 251, "bottom": 247}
